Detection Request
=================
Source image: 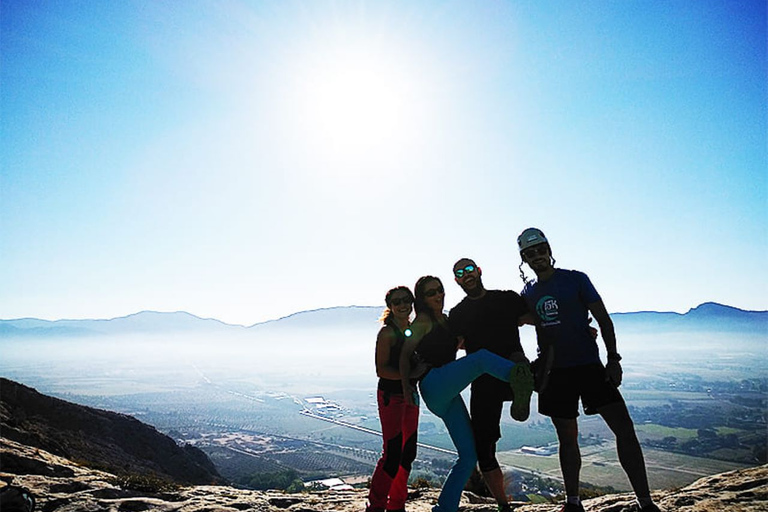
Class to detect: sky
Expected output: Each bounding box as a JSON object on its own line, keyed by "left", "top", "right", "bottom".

{"left": 1, "top": 0, "right": 766, "bottom": 326}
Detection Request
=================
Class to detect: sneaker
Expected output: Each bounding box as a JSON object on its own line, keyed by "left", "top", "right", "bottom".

{"left": 557, "top": 503, "right": 585, "bottom": 512}
{"left": 639, "top": 505, "right": 661, "bottom": 512}
{"left": 509, "top": 363, "right": 534, "bottom": 421}
{"left": 0, "top": 485, "right": 35, "bottom": 512}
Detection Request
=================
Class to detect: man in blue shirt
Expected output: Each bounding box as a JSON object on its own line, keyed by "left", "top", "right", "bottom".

{"left": 516, "top": 227, "right": 660, "bottom": 512}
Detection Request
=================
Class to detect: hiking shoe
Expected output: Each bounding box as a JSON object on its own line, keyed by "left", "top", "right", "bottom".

{"left": 509, "top": 363, "right": 534, "bottom": 421}
{"left": 0, "top": 485, "right": 35, "bottom": 512}
{"left": 639, "top": 505, "right": 661, "bottom": 512}
{"left": 557, "top": 503, "right": 585, "bottom": 512}
{"left": 498, "top": 504, "right": 513, "bottom": 512}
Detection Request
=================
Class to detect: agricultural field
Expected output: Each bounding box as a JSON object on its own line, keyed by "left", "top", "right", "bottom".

{"left": 496, "top": 442, "right": 752, "bottom": 491}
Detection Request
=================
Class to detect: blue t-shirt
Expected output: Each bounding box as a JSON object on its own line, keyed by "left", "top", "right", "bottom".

{"left": 521, "top": 269, "right": 602, "bottom": 369}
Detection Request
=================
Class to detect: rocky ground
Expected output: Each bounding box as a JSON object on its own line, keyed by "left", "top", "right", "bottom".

{"left": 0, "top": 378, "right": 220, "bottom": 486}
{"left": 2, "top": 437, "right": 766, "bottom": 512}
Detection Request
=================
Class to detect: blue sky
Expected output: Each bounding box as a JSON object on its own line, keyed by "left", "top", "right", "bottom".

{"left": 2, "top": 0, "right": 766, "bottom": 325}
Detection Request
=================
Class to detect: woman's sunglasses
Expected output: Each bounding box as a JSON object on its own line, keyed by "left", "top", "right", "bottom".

{"left": 423, "top": 286, "right": 445, "bottom": 298}
{"left": 390, "top": 297, "right": 413, "bottom": 307}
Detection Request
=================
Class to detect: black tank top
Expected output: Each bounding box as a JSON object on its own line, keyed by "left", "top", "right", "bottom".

{"left": 415, "top": 320, "right": 458, "bottom": 369}
{"left": 378, "top": 324, "right": 408, "bottom": 394}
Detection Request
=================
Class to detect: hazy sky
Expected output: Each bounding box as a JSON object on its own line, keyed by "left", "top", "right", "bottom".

{"left": 2, "top": 1, "right": 766, "bottom": 325}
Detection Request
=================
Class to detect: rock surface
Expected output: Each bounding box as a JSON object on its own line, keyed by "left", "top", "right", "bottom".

{"left": 0, "top": 378, "right": 220, "bottom": 485}
{"left": 2, "top": 436, "right": 766, "bottom": 512}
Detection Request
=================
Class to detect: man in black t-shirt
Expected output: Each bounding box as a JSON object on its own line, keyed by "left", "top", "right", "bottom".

{"left": 448, "top": 258, "right": 531, "bottom": 512}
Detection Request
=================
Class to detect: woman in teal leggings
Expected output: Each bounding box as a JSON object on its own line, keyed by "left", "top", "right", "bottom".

{"left": 400, "top": 276, "right": 533, "bottom": 512}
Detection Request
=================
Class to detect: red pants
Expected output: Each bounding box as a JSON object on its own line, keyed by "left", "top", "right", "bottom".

{"left": 367, "top": 389, "right": 419, "bottom": 511}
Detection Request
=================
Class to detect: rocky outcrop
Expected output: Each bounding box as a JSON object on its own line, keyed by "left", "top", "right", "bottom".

{"left": 2, "top": 436, "right": 766, "bottom": 512}
{"left": 0, "top": 378, "right": 220, "bottom": 485}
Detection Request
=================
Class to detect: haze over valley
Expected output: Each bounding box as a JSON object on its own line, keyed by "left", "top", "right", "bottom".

{"left": 1, "top": 302, "right": 765, "bottom": 495}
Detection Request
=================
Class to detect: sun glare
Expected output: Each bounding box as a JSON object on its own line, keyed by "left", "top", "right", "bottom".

{"left": 288, "top": 41, "right": 425, "bottom": 167}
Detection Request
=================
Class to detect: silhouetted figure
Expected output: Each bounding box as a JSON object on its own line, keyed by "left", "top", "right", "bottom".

{"left": 366, "top": 286, "right": 419, "bottom": 512}
{"left": 448, "top": 258, "right": 531, "bottom": 512}
{"left": 400, "top": 276, "right": 533, "bottom": 512}
{"left": 517, "top": 227, "right": 660, "bottom": 512}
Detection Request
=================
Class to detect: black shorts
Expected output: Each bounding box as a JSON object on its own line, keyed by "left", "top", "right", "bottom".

{"left": 538, "top": 363, "right": 624, "bottom": 419}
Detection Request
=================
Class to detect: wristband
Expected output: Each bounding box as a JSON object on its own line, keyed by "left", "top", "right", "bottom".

{"left": 607, "top": 353, "right": 622, "bottom": 362}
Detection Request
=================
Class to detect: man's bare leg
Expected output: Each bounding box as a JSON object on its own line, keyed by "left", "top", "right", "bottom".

{"left": 552, "top": 417, "right": 581, "bottom": 499}
{"left": 483, "top": 467, "right": 509, "bottom": 508}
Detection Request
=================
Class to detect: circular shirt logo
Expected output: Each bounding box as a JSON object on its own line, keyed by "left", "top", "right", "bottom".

{"left": 535, "top": 295, "right": 559, "bottom": 322}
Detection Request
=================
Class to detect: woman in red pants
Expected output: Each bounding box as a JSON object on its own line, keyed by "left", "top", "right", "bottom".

{"left": 366, "top": 286, "right": 419, "bottom": 512}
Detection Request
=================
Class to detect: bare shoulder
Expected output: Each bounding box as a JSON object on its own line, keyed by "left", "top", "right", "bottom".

{"left": 377, "top": 324, "right": 397, "bottom": 343}
{"left": 410, "top": 314, "right": 433, "bottom": 337}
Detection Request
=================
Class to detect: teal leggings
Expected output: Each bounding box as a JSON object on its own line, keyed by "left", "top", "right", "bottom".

{"left": 418, "top": 349, "right": 517, "bottom": 512}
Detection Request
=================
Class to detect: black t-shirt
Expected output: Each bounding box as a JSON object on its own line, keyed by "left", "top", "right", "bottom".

{"left": 415, "top": 320, "right": 458, "bottom": 369}
{"left": 449, "top": 290, "right": 528, "bottom": 357}
{"left": 449, "top": 290, "right": 528, "bottom": 393}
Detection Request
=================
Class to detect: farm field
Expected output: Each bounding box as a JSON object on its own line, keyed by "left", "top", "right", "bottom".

{"left": 497, "top": 442, "right": 753, "bottom": 491}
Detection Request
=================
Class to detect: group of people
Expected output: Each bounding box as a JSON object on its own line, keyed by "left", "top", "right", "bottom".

{"left": 365, "top": 228, "right": 661, "bottom": 512}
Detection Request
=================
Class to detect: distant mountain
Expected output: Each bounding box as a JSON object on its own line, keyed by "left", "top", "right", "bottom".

{"left": 0, "top": 310, "right": 244, "bottom": 338}
{"left": 612, "top": 302, "right": 767, "bottom": 334}
{"left": 0, "top": 378, "right": 221, "bottom": 485}
{"left": 0, "top": 302, "right": 764, "bottom": 338}
{"left": 250, "top": 306, "right": 381, "bottom": 330}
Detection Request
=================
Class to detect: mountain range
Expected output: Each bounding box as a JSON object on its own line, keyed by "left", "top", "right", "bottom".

{"left": 1, "top": 302, "right": 765, "bottom": 338}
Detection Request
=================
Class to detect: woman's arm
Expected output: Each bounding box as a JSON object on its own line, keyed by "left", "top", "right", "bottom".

{"left": 399, "top": 315, "right": 431, "bottom": 406}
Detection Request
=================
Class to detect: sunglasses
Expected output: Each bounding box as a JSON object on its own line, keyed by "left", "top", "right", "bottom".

{"left": 522, "top": 245, "right": 548, "bottom": 259}
{"left": 423, "top": 286, "right": 445, "bottom": 298}
{"left": 390, "top": 297, "right": 413, "bottom": 307}
{"left": 454, "top": 264, "right": 476, "bottom": 278}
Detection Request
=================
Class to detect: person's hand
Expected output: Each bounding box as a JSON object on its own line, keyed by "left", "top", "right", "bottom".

{"left": 588, "top": 317, "right": 599, "bottom": 340}
{"left": 532, "top": 346, "right": 555, "bottom": 392}
{"left": 606, "top": 360, "right": 623, "bottom": 387}
{"left": 409, "top": 358, "right": 428, "bottom": 379}
{"left": 403, "top": 384, "right": 417, "bottom": 406}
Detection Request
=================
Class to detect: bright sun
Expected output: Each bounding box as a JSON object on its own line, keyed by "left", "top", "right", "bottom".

{"left": 288, "top": 40, "right": 425, "bottom": 166}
